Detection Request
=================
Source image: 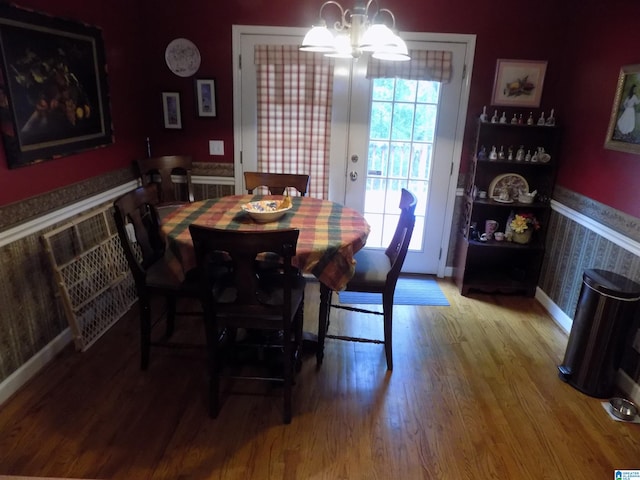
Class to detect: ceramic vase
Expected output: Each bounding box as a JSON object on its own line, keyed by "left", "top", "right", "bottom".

{"left": 512, "top": 230, "right": 532, "bottom": 244}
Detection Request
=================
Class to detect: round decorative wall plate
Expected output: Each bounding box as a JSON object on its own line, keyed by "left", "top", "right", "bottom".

{"left": 488, "top": 173, "right": 529, "bottom": 200}
{"left": 165, "top": 38, "right": 201, "bottom": 77}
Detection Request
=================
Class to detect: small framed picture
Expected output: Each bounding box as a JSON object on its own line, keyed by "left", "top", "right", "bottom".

{"left": 162, "top": 91, "right": 182, "bottom": 129}
{"left": 491, "top": 59, "right": 547, "bottom": 108}
{"left": 195, "top": 78, "right": 216, "bottom": 117}
{"left": 605, "top": 64, "right": 640, "bottom": 154}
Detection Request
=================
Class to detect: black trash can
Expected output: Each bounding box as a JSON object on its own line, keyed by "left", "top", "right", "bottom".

{"left": 558, "top": 269, "right": 640, "bottom": 398}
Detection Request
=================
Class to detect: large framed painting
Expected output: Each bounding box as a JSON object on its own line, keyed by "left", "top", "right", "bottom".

{"left": 605, "top": 64, "right": 640, "bottom": 154}
{"left": 491, "top": 59, "right": 547, "bottom": 108}
{"left": 0, "top": 4, "right": 113, "bottom": 169}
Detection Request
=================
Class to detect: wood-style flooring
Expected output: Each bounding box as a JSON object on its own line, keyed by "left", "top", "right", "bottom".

{"left": 0, "top": 278, "right": 638, "bottom": 479}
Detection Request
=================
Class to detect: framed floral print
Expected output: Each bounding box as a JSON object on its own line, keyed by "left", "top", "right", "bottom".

{"left": 0, "top": 4, "right": 113, "bottom": 169}
{"left": 491, "top": 59, "right": 547, "bottom": 108}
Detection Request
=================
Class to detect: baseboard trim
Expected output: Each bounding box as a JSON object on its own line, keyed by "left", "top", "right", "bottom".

{"left": 0, "top": 328, "right": 72, "bottom": 406}
{"left": 536, "top": 286, "right": 640, "bottom": 400}
{"left": 618, "top": 370, "right": 640, "bottom": 405}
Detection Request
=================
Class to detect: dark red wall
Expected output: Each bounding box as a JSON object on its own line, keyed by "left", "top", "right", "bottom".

{"left": 139, "top": 0, "right": 570, "bottom": 170}
{"left": 5, "top": 1, "right": 640, "bottom": 220}
{"left": 0, "top": 0, "right": 147, "bottom": 206}
{"left": 555, "top": 0, "right": 640, "bottom": 218}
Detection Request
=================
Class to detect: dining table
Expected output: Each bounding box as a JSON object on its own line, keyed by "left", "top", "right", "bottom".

{"left": 159, "top": 194, "right": 371, "bottom": 362}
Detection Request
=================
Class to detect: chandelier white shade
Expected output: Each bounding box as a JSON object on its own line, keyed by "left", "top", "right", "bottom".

{"left": 300, "top": 0, "right": 410, "bottom": 61}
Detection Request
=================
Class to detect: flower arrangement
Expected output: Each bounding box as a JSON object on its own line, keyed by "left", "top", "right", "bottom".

{"left": 509, "top": 213, "right": 540, "bottom": 233}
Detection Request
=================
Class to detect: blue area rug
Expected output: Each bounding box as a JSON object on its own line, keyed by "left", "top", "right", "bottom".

{"left": 338, "top": 276, "right": 449, "bottom": 306}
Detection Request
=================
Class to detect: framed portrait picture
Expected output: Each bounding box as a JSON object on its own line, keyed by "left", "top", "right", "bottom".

{"left": 195, "top": 78, "right": 216, "bottom": 117}
{"left": 162, "top": 92, "right": 182, "bottom": 129}
{"left": 491, "top": 59, "right": 547, "bottom": 108}
{"left": 604, "top": 64, "right": 640, "bottom": 154}
{"left": 0, "top": 4, "right": 113, "bottom": 169}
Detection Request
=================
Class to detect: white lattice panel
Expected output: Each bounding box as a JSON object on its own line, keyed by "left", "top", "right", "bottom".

{"left": 42, "top": 204, "right": 137, "bottom": 351}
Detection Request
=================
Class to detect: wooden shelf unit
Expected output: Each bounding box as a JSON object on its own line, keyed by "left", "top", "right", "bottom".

{"left": 455, "top": 121, "right": 560, "bottom": 296}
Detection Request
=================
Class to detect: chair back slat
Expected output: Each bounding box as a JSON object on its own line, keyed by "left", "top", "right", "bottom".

{"left": 189, "top": 225, "right": 300, "bottom": 312}
{"left": 113, "top": 184, "right": 165, "bottom": 284}
{"left": 385, "top": 188, "right": 417, "bottom": 278}
{"left": 244, "top": 171, "right": 309, "bottom": 196}
{"left": 136, "top": 155, "right": 195, "bottom": 204}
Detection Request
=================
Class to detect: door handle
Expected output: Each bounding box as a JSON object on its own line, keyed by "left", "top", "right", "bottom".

{"left": 349, "top": 171, "right": 358, "bottom": 181}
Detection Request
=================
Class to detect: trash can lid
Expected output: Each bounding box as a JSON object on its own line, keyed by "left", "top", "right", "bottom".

{"left": 583, "top": 269, "right": 640, "bottom": 298}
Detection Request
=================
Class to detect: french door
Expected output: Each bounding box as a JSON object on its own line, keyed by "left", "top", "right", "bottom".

{"left": 233, "top": 26, "right": 474, "bottom": 276}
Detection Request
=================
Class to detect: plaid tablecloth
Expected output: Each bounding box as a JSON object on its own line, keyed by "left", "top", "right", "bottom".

{"left": 160, "top": 195, "right": 370, "bottom": 291}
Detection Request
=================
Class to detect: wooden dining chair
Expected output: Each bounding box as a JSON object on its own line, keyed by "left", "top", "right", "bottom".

{"left": 244, "top": 171, "right": 309, "bottom": 196}
{"left": 317, "top": 188, "right": 417, "bottom": 370}
{"left": 135, "top": 155, "right": 195, "bottom": 207}
{"left": 113, "top": 183, "right": 202, "bottom": 370}
{"left": 189, "top": 225, "right": 305, "bottom": 424}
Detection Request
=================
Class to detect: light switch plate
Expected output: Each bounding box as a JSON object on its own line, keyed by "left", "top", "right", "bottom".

{"left": 209, "top": 140, "right": 224, "bottom": 156}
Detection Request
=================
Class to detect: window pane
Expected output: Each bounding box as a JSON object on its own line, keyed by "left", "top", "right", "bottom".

{"left": 372, "top": 78, "right": 395, "bottom": 101}
{"left": 414, "top": 104, "right": 438, "bottom": 142}
{"left": 370, "top": 102, "right": 392, "bottom": 140}
{"left": 391, "top": 104, "right": 415, "bottom": 141}
{"left": 410, "top": 143, "right": 432, "bottom": 180}
{"left": 389, "top": 142, "right": 411, "bottom": 178}
{"left": 417, "top": 81, "right": 440, "bottom": 103}
{"left": 367, "top": 141, "right": 389, "bottom": 176}
{"left": 394, "top": 79, "right": 417, "bottom": 102}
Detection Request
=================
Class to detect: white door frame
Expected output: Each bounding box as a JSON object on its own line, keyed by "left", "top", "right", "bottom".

{"left": 232, "top": 25, "right": 475, "bottom": 277}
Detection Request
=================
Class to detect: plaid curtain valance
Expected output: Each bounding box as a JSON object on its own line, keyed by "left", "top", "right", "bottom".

{"left": 367, "top": 50, "right": 453, "bottom": 83}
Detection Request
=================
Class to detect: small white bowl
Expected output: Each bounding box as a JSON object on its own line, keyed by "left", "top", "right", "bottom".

{"left": 518, "top": 193, "right": 535, "bottom": 204}
{"left": 242, "top": 200, "right": 292, "bottom": 223}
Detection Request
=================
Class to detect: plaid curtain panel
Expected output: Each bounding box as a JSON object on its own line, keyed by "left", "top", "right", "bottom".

{"left": 367, "top": 49, "right": 453, "bottom": 82}
{"left": 254, "top": 45, "right": 334, "bottom": 199}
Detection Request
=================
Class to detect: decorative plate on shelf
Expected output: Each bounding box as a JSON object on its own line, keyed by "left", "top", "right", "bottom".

{"left": 488, "top": 173, "right": 529, "bottom": 200}
{"left": 165, "top": 38, "right": 201, "bottom": 77}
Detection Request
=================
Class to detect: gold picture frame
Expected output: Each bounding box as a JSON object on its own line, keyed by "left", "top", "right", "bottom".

{"left": 604, "top": 64, "right": 640, "bottom": 154}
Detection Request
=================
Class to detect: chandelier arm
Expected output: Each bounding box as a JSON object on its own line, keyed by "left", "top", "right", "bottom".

{"left": 319, "top": 1, "right": 348, "bottom": 30}
{"left": 375, "top": 8, "right": 396, "bottom": 29}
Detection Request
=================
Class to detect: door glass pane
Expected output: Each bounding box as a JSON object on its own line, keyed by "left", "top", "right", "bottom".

{"left": 364, "top": 78, "right": 440, "bottom": 249}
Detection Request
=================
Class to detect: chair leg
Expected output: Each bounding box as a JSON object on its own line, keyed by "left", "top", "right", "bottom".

{"left": 283, "top": 323, "right": 293, "bottom": 424}
{"left": 203, "top": 305, "right": 220, "bottom": 418}
{"left": 316, "top": 283, "right": 332, "bottom": 366}
{"left": 382, "top": 291, "right": 394, "bottom": 371}
{"left": 139, "top": 296, "right": 152, "bottom": 370}
{"left": 165, "top": 296, "right": 176, "bottom": 338}
{"left": 294, "top": 297, "right": 304, "bottom": 372}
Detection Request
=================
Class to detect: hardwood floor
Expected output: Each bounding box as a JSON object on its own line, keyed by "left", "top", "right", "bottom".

{"left": 0, "top": 278, "right": 638, "bottom": 479}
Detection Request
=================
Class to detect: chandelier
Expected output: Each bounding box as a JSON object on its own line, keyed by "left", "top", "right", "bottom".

{"left": 300, "top": 0, "right": 410, "bottom": 61}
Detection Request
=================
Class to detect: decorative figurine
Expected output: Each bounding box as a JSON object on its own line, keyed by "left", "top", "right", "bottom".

{"left": 518, "top": 113, "right": 524, "bottom": 125}
{"left": 477, "top": 145, "right": 487, "bottom": 160}
{"left": 489, "top": 146, "right": 498, "bottom": 160}
{"left": 499, "top": 111, "right": 507, "bottom": 124}
{"left": 491, "top": 110, "right": 499, "bottom": 123}
{"left": 507, "top": 146, "right": 514, "bottom": 161}
{"left": 545, "top": 108, "right": 556, "bottom": 126}
{"left": 526, "top": 112, "right": 534, "bottom": 125}
{"left": 537, "top": 112, "right": 545, "bottom": 126}
{"left": 498, "top": 146, "right": 506, "bottom": 160}
{"left": 516, "top": 145, "right": 525, "bottom": 161}
{"left": 511, "top": 114, "right": 518, "bottom": 124}
{"left": 524, "top": 149, "right": 532, "bottom": 162}
{"left": 480, "top": 105, "right": 488, "bottom": 122}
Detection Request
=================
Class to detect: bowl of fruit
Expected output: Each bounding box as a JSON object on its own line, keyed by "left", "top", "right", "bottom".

{"left": 241, "top": 197, "right": 292, "bottom": 223}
